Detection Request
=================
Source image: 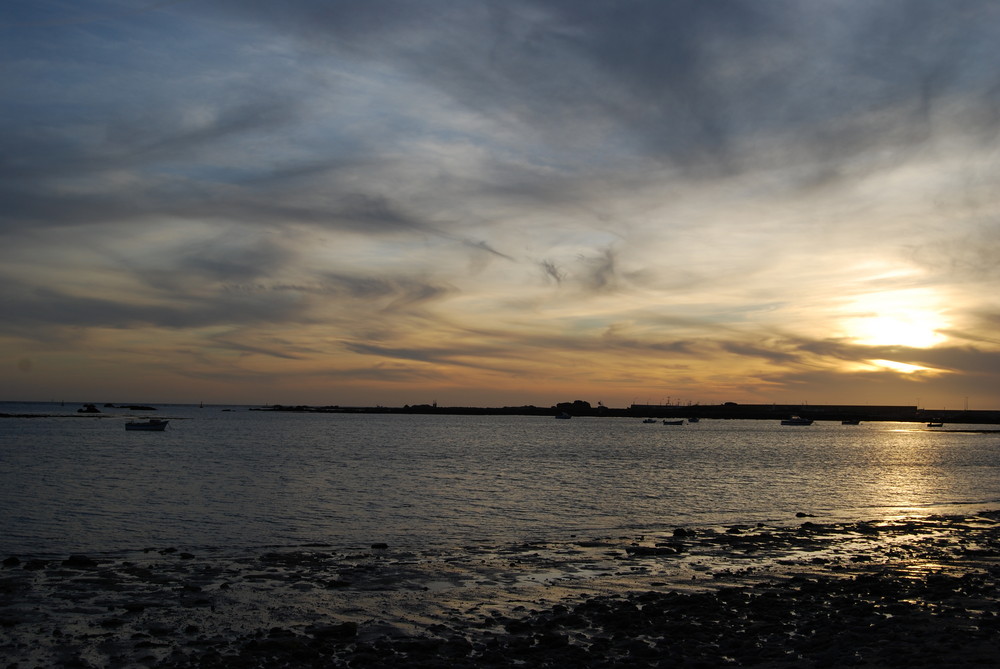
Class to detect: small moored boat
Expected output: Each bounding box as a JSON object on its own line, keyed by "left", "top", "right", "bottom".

{"left": 780, "top": 416, "right": 813, "bottom": 426}
{"left": 841, "top": 419, "right": 861, "bottom": 425}
{"left": 642, "top": 418, "right": 657, "bottom": 424}
{"left": 125, "top": 419, "right": 169, "bottom": 431}
{"left": 927, "top": 422, "right": 944, "bottom": 428}
{"left": 662, "top": 419, "right": 685, "bottom": 425}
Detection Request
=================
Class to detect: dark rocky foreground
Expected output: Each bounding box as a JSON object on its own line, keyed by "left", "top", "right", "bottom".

{"left": 4, "top": 512, "right": 1000, "bottom": 667}
{"left": 153, "top": 571, "right": 1000, "bottom": 668}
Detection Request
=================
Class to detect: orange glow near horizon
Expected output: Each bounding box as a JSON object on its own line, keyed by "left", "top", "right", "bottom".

{"left": 866, "top": 359, "right": 940, "bottom": 375}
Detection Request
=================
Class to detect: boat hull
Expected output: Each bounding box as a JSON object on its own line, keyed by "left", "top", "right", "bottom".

{"left": 780, "top": 417, "right": 814, "bottom": 425}
{"left": 125, "top": 420, "right": 168, "bottom": 431}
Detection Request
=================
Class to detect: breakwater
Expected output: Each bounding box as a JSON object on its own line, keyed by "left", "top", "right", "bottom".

{"left": 254, "top": 402, "right": 1000, "bottom": 424}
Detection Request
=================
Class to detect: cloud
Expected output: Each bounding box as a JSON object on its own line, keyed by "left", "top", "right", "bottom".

{"left": 204, "top": 1, "right": 1000, "bottom": 172}
{"left": 539, "top": 259, "right": 563, "bottom": 284}
{"left": 3, "top": 0, "right": 1000, "bottom": 406}
{"left": 717, "top": 340, "right": 803, "bottom": 366}
{"left": 908, "top": 224, "right": 1000, "bottom": 283}
{"left": 0, "top": 281, "right": 309, "bottom": 333}
{"left": 208, "top": 335, "right": 308, "bottom": 361}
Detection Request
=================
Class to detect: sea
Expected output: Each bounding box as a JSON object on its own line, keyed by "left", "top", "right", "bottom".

{"left": 3, "top": 401, "right": 1000, "bottom": 557}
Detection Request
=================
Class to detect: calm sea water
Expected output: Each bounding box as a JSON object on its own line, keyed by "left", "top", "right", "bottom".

{"left": 2, "top": 402, "right": 1000, "bottom": 556}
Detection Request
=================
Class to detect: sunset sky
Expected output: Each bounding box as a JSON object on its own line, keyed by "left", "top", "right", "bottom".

{"left": 3, "top": 0, "right": 1000, "bottom": 409}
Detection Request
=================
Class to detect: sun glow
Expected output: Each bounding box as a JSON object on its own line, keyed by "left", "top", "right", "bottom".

{"left": 854, "top": 315, "right": 945, "bottom": 348}
{"left": 841, "top": 291, "right": 948, "bottom": 349}
{"left": 868, "top": 359, "right": 936, "bottom": 374}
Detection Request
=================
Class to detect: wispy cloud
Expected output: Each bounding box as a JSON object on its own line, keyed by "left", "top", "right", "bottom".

{"left": 2, "top": 0, "right": 1000, "bottom": 408}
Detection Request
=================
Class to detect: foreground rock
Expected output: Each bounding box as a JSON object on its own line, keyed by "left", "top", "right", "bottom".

{"left": 3, "top": 512, "right": 1000, "bottom": 667}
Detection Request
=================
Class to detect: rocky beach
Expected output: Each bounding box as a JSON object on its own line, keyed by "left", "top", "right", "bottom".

{"left": 3, "top": 511, "right": 1000, "bottom": 667}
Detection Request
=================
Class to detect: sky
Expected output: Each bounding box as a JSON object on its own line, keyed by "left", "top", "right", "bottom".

{"left": 3, "top": 0, "right": 1000, "bottom": 410}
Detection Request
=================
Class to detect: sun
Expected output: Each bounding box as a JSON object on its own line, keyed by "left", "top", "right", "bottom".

{"left": 841, "top": 291, "right": 948, "bottom": 349}
{"left": 853, "top": 314, "right": 946, "bottom": 348}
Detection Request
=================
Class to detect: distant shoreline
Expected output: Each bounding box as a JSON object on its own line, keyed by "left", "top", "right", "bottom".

{"left": 251, "top": 402, "right": 1000, "bottom": 424}
{"left": 6, "top": 400, "right": 1000, "bottom": 424}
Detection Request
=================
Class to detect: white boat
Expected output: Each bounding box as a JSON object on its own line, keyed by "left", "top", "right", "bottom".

{"left": 125, "top": 419, "right": 169, "bottom": 431}
{"left": 780, "top": 416, "right": 813, "bottom": 426}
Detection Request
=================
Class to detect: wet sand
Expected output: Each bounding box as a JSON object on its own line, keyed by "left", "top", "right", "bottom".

{"left": 3, "top": 511, "right": 1000, "bottom": 667}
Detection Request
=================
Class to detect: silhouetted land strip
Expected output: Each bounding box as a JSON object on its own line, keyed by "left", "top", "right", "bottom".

{"left": 6, "top": 401, "right": 998, "bottom": 424}
{"left": 253, "top": 402, "right": 1000, "bottom": 424}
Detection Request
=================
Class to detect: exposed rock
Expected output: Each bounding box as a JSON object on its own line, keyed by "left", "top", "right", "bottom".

{"left": 624, "top": 544, "right": 681, "bottom": 556}
{"left": 307, "top": 622, "right": 358, "bottom": 639}
{"left": 62, "top": 554, "right": 98, "bottom": 568}
{"left": 5, "top": 513, "right": 1000, "bottom": 668}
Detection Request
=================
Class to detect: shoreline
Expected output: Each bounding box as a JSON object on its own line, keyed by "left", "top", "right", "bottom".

{"left": 3, "top": 512, "right": 1000, "bottom": 667}
{"left": 5, "top": 410, "right": 1000, "bottom": 433}
{"left": 5, "top": 399, "right": 1000, "bottom": 425}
